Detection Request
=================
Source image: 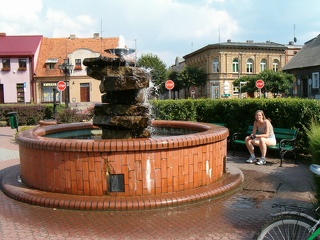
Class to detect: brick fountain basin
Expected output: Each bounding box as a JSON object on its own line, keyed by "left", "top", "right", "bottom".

{"left": 2, "top": 120, "right": 243, "bottom": 211}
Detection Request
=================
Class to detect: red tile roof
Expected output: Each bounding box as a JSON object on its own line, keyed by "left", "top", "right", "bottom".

{"left": 0, "top": 35, "right": 43, "bottom": 56}
{"left": 35, "top": 36, "right": 119, "bottom": 77}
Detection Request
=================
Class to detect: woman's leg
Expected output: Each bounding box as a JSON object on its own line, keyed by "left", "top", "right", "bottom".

{"left": 245, "top": 136, "right": 255, "bottom": 154}
{"left": 259, "top": 138, "right": 276, "bottom": 157}
{"left": 259, "top": 138, "right": 267, "bottom": 157}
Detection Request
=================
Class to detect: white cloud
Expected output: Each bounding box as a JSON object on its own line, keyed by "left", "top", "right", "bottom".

{"left": 0, "top": 0, "right": 43, "bottom": 34}
{"left": 0, "top": 0, "right": 42, "bottom": 22}
{"left": 45, "top": 9, "right": 97, "bottom": 38}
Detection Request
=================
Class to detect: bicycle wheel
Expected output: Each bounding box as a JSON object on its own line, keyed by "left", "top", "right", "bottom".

{"left": 253, "top": 214, "right": 318, "bottom": 240}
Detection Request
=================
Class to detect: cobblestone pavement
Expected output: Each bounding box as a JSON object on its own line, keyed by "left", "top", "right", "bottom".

{"left": 0, "top": 127, "right": 316, "bottom": 239}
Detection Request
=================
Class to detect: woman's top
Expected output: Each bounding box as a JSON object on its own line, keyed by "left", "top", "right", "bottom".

{"left": 257, "top": 120, "right": 275, "bottom": 139}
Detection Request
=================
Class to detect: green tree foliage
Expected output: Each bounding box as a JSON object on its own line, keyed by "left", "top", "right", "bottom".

{"left": 137, "top": 54, "right": 167, "bottom": 91}
{"left": 177, "top": 65, "right": 207, "bottom": 97}
{"left": 233, "top": 70, "right": 295, "bottom": 97}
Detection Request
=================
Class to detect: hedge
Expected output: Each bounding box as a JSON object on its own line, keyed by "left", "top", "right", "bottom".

{"left": 151, "top": 98, "right": 320, "bottom": 155}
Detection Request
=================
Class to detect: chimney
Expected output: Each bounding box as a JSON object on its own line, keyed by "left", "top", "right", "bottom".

{"left": 93, "top": 33, "right": 99, "bottom": 39}
{"left": 246, "top": 40, "right": 253, "bottom": 43}
{"left": 70, "top": 34, "right": 76, "bottom": 40}
{"left": 227, "top": 39, "right": 231, "bottom": 43}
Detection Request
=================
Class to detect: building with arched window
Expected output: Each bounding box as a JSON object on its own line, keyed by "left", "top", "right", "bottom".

{"left": 183, "top": 40, "right": 299, "bottom": 99}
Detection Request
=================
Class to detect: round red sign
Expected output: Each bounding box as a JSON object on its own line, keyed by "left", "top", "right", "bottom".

{"left": 57, "top": 81, "right": 66, "bottom": 91}
{"left": 165, "top": 80, "right": 174, "bottom": 90}
{"left": 256, "top": 79, "right": 264, "bottom": 89}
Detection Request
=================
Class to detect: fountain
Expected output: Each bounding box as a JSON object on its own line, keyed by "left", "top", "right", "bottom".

{"left": 1, "top": 37, "right": 243, "bottom": 211}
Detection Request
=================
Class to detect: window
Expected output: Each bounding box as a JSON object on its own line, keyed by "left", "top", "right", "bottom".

{"left": 74, "top": 59, "right": 82, "bottom": 70}
{"left": 42, "top": 82, "right": 60, "bottom": 102}
{"left": 273, "top": 60, "right": 279, "bottom": 72}
{"left": 18, "top": 59, "right": 27, "bottom": 71}
{"left": 212, "top": 59, "right": 219, "bottom": 72}
{"left": 312, "top": 72, "right": 319, "bottom": 89}
{"left": 233, "top": 86, "right": 239, "bottom": 95}
{"left": 16, "top": 83, "right": 25, "bottom": 102}
{"left": 246, "top": 59, "right": 253, "bottom": 73}
{"left": 45, "top": 58, "right": 58, "bottom": 70}
{"left": 260, "top": 59, "right": 266, "bottom": 72}
{"left": 2, "top": 59, "right": 10, "bottom": 71}
{"left": 232, "top": 58, "right": 239, "bottom": 72}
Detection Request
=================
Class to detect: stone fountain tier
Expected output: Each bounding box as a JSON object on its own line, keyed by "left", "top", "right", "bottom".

{"left": 84, "top": 56, "right": 151, "bottom": 139}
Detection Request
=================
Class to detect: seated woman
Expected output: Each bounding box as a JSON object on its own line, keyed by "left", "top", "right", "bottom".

{"left": 245, "top": 110, "right": 276, "bottom": 165}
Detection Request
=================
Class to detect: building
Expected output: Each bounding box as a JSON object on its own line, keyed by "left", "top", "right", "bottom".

{"left": 34, "top": 34, "right": 119, "bottom": 105}
{"left": 0, "top": 33, "right": 42, "bottom": 103}
{"left": 183, "top": 40, "right": 301, "bottom": 99}
{"left": 282, "top": 34, "right": 320, "bottom": 99}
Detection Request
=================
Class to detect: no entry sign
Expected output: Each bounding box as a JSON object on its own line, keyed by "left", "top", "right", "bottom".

{"left": 57, "top": 81, "right": 66, "bottom": 91}
{"left": 165, "top": 80, "right": 174, "bottom": 90}
{"left": 255, "top": 79, "right": 264, "bottom": 89}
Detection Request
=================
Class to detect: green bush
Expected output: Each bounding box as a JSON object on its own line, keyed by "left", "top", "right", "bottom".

{"left": 56, "top": 108, "right": 93, "bottom": 123}
{"left": 307, "top": 120, "right": 320, "bottom": 203}
{"left": 150, "top": 98, "right": 320, "bottom": 156}
{"left": 0, "top": 104, "right": 52, "bottom": 126}
{"left": 0, "top": 104, "right": 94, "bottom": 126}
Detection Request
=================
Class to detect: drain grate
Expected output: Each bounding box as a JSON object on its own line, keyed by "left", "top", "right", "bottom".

{"left": 243, "top": 182, "right": 282, "bottom": 193}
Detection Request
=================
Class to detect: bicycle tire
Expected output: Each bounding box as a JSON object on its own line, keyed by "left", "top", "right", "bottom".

{"left": 253, "top": 214, "right": 319, "bottom": 240}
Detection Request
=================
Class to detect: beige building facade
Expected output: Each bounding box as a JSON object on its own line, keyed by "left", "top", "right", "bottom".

{"left": 183, "top": 40, "right": 300, "bottom": 99}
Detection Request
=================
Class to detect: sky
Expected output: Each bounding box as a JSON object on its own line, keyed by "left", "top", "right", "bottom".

{"left": 1, "top": 0, "right": 319, "bottom": 67}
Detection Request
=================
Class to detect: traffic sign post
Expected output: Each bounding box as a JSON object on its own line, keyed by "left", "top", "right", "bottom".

{"left": 57, "top": 81, "right": 66, "bottom": 91}
{"left": 165, "top": 80, "right": 174, "bottom": 99}
{"left": 255, "top": 79, "right": 264, "bottom": 89}
{"left": 255, "top": 79, "right": 264, "bottom": 99}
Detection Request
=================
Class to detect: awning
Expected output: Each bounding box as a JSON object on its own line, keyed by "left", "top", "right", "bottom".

{"left": 45, "top": 58, "right": 58, "bottom": 63}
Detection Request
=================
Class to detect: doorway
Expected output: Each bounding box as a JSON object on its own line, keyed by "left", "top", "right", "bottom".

{"left": 212, "top": 86, "right": 220, "bottom": 99}
{"left": 80, "top": 83, "right": 90, "bottom": 102}
{"left": 0, "top": 84, "right": 4, "bottom": 103}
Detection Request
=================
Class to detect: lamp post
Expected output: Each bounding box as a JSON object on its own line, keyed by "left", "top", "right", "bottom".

{"left": 53, "top": 88, "right": 57, "bottom": 119}
{"left": 58, "top": 58, "right": 73, "bottom": 108}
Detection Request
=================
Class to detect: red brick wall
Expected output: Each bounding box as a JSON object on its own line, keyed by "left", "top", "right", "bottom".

{"left": 18, "top": 121, "right": 228, "bottom": 196}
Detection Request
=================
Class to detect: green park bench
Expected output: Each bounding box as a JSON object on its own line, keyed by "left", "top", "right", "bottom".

{"left": 231, "top": 125, "right": 298, "bottom": 167}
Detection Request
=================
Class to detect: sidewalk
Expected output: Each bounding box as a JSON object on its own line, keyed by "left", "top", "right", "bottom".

{"left": 0, "top": 126, "right": 315, "bottom": 239}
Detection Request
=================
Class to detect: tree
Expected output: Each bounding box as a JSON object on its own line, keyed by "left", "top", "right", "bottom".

{"left": 233, "top": 70, "right": 295, "bottom": 98}
{"left": 136, "top": 54, "right": 167, "bottom": 92}
{"left": 177, "top": 65, "right": 207, "bottom": 98}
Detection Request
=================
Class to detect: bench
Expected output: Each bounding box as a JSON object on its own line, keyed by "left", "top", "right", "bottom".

{"left": 232, "top": 125, "right": 298, "bottom": 166}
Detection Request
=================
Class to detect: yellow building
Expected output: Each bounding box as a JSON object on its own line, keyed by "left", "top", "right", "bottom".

{"left": 183, "top": 40, "right": 300, "bottom": 99}
{"left": 34, "top": 34, "right": 119, "bottom": 105}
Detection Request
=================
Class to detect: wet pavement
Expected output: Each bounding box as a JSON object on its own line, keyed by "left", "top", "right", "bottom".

{"left": 0, "top": 126, "right": 316, "bottom": 239}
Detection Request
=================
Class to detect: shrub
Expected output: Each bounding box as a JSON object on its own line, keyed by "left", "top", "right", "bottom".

{"left": 307, "top": 119, "right": 320, "bottom": 202}
{"left": 150, "top": 98, "right": 320, "bottom": 156}
{"left": 56, "top": 108, "right": 92, "bottom": 123}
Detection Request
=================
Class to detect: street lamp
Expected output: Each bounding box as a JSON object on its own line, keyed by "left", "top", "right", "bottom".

{"left": 58, "top": 58, "right": 73, "bottom": 108}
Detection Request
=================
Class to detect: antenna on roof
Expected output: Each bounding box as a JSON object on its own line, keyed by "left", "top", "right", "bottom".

{"left": 100, "top": 19, "right": 104, "bottom": 55}
{"left": 293, "top": 24, "right": 297, "bottom": 43}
